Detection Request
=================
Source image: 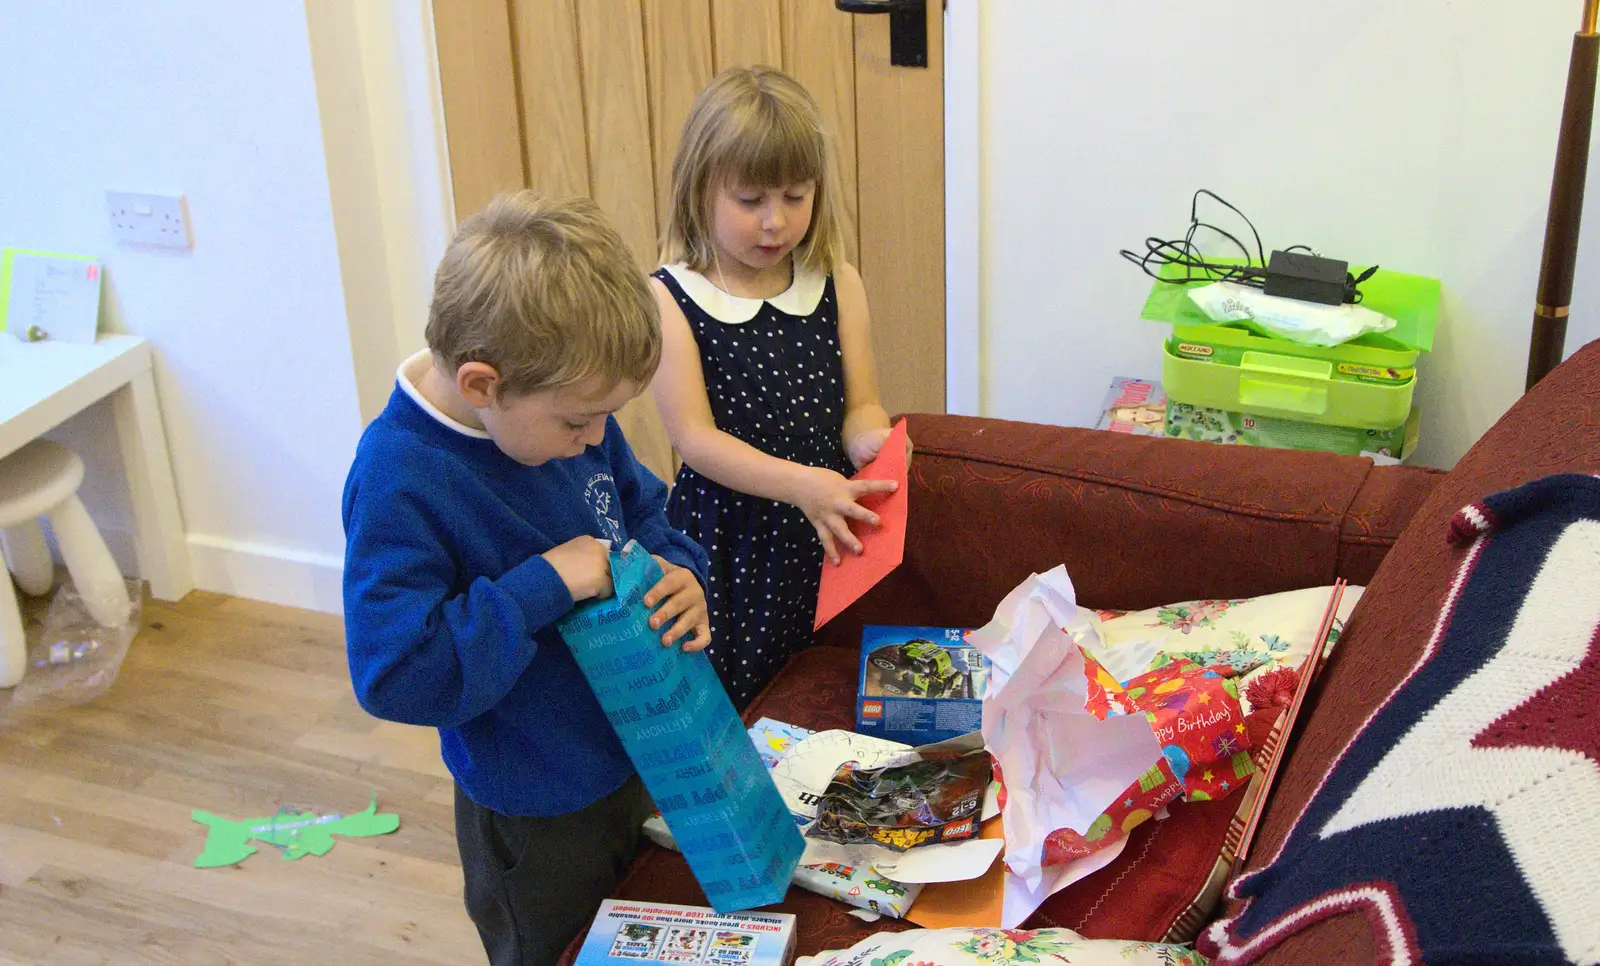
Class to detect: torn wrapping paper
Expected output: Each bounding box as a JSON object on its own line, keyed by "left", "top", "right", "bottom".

{"left": 1041, "top": 759, "right": 1183, "bottom": 866}
{"left": 966, "top": 566, "right": 1162, "bottom": 926}
{"left": 793, "top": 860, "right": 919, "bottom": 919}
{"left": 1040, "top": 654, "right": 1256, "bottom": 869}
{"left": 1039, "top": 652, "right": 1254, "bottom": 869}
{"left": 1088, "top": 655, "right": 1256, "bottom": 803}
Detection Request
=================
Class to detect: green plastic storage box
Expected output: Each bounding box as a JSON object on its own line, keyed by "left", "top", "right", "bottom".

{"left": 1165, "top": 400, "right": 1420, "bottom": 462}
{"left": 1141, "top": 263, "right": 1439, "bottom": 430}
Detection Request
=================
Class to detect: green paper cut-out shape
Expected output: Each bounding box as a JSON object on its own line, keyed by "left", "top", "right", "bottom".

{"left": 191, "top": 795, "right": 400, "bottom": 868}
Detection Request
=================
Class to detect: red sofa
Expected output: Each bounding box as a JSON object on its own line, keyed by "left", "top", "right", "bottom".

{"left": 562, "top": 339, "right": 1600, "bottom": 964}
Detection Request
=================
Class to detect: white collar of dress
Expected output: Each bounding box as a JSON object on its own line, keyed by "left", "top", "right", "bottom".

{"left": 661, "top": 262, "right": 826, "bottom": 324}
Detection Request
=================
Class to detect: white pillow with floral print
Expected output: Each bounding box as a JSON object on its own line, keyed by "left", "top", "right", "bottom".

{"left": 796, "top": 927, "right": 1206, "bottom": 966}
{"left": 1085, "top": 585, "right": 1363, "bottom": 716}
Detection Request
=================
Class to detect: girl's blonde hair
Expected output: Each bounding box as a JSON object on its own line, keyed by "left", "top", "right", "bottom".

{"left": 660, "top": 66, "right": 846, "bottom": 274}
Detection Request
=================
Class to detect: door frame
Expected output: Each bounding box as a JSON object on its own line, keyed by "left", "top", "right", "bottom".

{"left": 944, "top": 0, "right": 982, "bottom": 417}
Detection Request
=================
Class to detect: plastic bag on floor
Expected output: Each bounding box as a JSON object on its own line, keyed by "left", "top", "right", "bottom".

{"left": 5, "top": 578, "right": 141, "bottom": 717}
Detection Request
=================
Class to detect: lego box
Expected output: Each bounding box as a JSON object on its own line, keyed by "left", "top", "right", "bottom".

{"left": 575, "top": 900, "right": 796, "bottom": 966}
{"left": 856, "top": 626, "right": 989, "bottom": 745}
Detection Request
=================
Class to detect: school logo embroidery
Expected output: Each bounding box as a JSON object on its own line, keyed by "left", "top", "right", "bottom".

{"left": 1203, "top": 475, "right": 1600, "bottom": 966}
{"left": 584, "top": 473, "right": 623, "bottom": 545}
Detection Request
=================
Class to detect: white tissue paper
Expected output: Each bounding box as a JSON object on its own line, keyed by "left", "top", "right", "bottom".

{"left": 967, "top": 566, "right": 1162, "bottom": 926}
{"left": 1187, "top": 280, "right": 1397, "bottom": 347}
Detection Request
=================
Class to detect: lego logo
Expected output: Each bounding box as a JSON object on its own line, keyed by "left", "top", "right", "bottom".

{"left": 862, "top": 701, "right": 883, "bottom": 718}
{"left": 943, "top": 818, "right": 974, "bottom": 839}
{"left": 1177, "top": 342, "right": 1214, "bottom": 357}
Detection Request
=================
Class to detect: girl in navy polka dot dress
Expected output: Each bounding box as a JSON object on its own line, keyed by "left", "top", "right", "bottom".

{"left": 650, "top": 66, "right": 910, "bottom": 709}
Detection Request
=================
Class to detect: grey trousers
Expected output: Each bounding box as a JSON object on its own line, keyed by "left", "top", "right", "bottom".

{"left": 455, "top": 775, "right": 650, "bottom": 966}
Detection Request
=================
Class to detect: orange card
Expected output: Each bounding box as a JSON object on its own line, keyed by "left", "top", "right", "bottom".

{"left": 813, "top": 419, "right": 910, "bottom": 630}
{"left": 907, "top": 816, "right": 1006, "bottom": 928}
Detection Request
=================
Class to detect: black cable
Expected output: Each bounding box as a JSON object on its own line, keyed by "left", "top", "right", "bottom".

{"left": 1120, "top": 190, "right": 1375, "bottom": 303}
{"left": 1120, "top": 190, "right": 1271, "bottom": 289}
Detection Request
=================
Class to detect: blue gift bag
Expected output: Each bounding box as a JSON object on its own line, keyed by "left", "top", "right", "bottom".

{"left": 557, "top": 541, "right": 802, "bottom": 912}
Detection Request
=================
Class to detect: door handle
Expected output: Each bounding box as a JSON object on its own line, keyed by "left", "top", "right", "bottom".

{"left": 835, "top": 0, "right": 928, "bottom": 68}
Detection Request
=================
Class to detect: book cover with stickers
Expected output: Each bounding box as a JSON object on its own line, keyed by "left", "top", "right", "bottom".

{"left": 856, "top": 626, "right": 989, "bottom": 745}
{"left": 576, "top": 901, "right": 797, "bottom": 966}
{"left": 1095, "top": 377, "right": 1167, "bottom": 436}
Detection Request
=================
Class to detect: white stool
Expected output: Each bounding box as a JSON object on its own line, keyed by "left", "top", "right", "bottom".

{"left": 0, "top": 440, "right": 132, "bottom": 688}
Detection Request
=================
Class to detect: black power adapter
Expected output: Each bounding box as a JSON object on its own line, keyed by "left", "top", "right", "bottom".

{"left": 1120, "top": 191, "right": 1380, "bottom": 306}
{"left": 1263, "top": 250, "right": 1349, "bottom": 306}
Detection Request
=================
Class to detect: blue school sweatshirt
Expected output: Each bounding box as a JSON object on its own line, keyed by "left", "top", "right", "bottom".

{"left": 341, "top": 372, "right": 708, "bottom": 817}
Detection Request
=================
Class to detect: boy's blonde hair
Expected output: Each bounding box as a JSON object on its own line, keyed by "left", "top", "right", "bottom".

{"left": 427, "top": 191, "right": 660, "bottom": 398}
{"left": 660, "top": 66, "right": 846, "bottom": 274}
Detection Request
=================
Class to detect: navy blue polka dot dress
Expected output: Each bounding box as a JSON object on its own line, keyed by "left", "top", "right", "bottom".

{"left": 653, "top": 263, "right": 854, "bottom": 710}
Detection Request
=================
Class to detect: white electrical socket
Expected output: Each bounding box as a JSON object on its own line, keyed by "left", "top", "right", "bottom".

{"left": 106, "top": 191, "right": 191, "bottom": 249}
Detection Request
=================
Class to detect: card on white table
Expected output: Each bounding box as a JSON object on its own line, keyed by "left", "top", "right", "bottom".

{"left": 1, "top": 249, "right": 103, "bottom": 344}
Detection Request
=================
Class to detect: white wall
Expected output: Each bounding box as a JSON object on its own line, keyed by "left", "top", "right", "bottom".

{"left": 975, "top": 1, "right": 1600, "bottom": 468}
{"left": 1, "top": 4, "right": 381, "bottom": 612}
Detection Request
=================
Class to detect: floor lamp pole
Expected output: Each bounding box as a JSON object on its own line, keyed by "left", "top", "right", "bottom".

{"left": 1528, "top": 0, "right": 1600, "bottom": 390}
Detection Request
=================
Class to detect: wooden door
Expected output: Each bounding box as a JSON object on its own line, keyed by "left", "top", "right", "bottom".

{"left": 433, "top": 0, "right": 945, "bottom": 482}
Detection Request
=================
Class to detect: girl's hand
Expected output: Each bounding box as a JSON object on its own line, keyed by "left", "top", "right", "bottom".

{"left": 847, "top": 427, "right": 915, "bottom": 470}
{"left": 644, "top": 556, "right": 710, "bottom": 651}
{"left": 793, "top": 466, "right": 899, "bottom": 565}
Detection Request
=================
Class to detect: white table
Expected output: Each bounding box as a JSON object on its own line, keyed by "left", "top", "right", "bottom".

{"left": 0, "top": 335, "right": 193, "bottom": 600}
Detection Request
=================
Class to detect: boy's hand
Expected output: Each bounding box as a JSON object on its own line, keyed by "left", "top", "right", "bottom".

{"left": 793, "top": 465, "right": 898, "bottom": 565}
{"left": 644, "top": 557, "right": 710, "bottom": 651}
{"left": 543, "top": 536, "right": 614, "bottom": 601}
{"left": 847, "top": 426, "right": 915, "bottom": 471}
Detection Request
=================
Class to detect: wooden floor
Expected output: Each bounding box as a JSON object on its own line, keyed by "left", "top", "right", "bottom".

{"left": 0, "top": 589, "right": 484, "bottom": 965}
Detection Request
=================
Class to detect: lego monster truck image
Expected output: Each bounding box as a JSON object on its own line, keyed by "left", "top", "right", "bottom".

{"left": 866, "top": 638, "right": 972, "bottom": 698}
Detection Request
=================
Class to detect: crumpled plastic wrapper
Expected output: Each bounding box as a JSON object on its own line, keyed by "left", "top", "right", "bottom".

{"left": 3, "top": 579, "right": 141, "bottom": 722}
{"left": 806, "top": 748, "right": 991, "bottom": 852}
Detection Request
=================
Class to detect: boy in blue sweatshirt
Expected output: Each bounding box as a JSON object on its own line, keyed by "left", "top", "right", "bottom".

{"left": 342, "top": 192, "right": 710, "bottom": 966}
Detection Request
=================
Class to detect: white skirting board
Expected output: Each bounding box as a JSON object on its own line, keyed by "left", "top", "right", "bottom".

{"left": 23, "top": 526, "right": 342, "bottom": 614}
{"left": 186, "top": 535, "right": 344, "bottom": 615}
